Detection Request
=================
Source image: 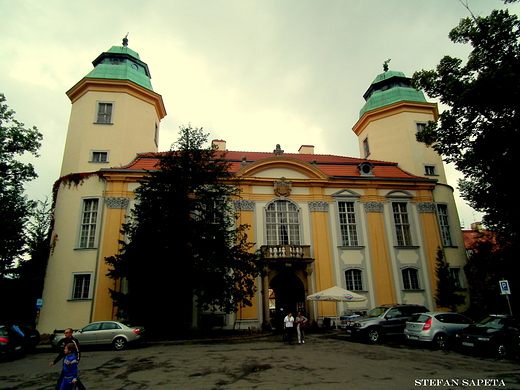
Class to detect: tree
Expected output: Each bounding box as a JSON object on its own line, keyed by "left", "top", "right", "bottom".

{"left": 463, "top": 231, "right": 516, "bottom": 317}
{"left": 3, "top": 198, "right": 52, "bottom": 324}
{"left": 434, "top": 247, "right": 465, "bottom": 312}
{"left": 106, "top": 125, "right": 263, "bottom": 333}
{"left": 412, "top": 2, "right": 520, "bottom": 239}
{"left": 0, "top": 93, "right": 43, "bottom": 279}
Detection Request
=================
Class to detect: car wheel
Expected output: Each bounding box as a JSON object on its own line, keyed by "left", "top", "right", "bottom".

{"left": 433, "top": 333, "right": 448, "bottom": 349}
{"left": 497, "top": 343, "right": 507, "bottom": 358}
{"left": 367, "top": 328, "right": 381, "bottom": 343}
{"left": 113, "top": 337, "right": 127, "bottom": 350}
{"left": 52, "top": 338, "right": 67, "bottom": 352}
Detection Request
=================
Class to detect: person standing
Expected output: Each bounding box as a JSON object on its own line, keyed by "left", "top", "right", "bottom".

{"left": 50, "top": 329, "right": 85, "bottom": 390}
{"left": 59, "top": 343, "right": 79, "bottom": 390}
{"left": 283, "top": 313, "right": 295, "bottom": 344}
{"left": 295, "top": 312, "right": 308, "bottom": 344}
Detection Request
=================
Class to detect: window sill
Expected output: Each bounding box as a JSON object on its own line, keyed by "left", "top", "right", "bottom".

{"left": 67, "top": 298, "right": 92, "bottom": 302}
{"left": 89, "top": 161, "right": 110, "bottom": 164}
{"left": 402, "top": 289, "right": 424, "bottom": 292}
{"left": 338, "top": 246, "right": 365, "bottom": 250}
{"left": 394, "top": 246, "right": 420, "bottom": 249}
{"left": 93, "top": 122, "right": 113, "bottom": 125}
{"left": 74, "top": 247, "right": 98, "bottom": 251}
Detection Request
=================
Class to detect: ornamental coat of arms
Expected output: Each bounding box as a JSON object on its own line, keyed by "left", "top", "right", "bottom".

{"left": 274, "top": 177, "right": 292, "bottom": 197}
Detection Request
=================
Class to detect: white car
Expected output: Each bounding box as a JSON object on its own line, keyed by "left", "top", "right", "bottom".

{"left": 51, "top": 321, "right": 145, "bottom": 351}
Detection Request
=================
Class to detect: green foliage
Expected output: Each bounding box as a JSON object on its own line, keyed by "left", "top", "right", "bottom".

{"left": 412, "top": 6, "right": 520, "bottom": 238}
{"left": 106, "top": 125, "right": 263, "bottom": 331}
{"left": 434, "top": 248, "right": 465, "bottom": 312}
{"left": 0, "top": 93, "right": 42, "bottom": 278}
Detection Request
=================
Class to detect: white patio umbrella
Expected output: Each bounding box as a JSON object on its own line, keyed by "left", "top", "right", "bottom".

{"left": 306, "top": 286, "right": 366, "bottom": 302}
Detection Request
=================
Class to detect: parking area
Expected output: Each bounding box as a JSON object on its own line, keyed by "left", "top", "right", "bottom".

{"left": 1, "top": 331, "right": 520, "bottom": 390}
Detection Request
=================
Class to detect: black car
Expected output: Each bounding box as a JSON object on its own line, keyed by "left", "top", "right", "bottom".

{"left": 345, "top": 304, "right": 429, "bottom": 342}
{"left": 0, "top": 325, "right": 40, "bottom": 356}
{"left": 456, "top": 314, "right": 520, "bottom": 358}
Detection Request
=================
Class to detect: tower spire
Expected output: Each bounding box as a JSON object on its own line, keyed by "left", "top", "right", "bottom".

{"left": 383, "top": 58, "right": 391, "bottom": 72}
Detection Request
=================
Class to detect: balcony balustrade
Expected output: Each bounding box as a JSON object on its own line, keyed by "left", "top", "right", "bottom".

{"left": 260, "top": 245, "right": 312, "bottom": 260}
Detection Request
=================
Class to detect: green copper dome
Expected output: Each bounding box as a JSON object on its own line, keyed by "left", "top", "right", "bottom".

{"left": 359, "top": 69, "right": 426, "bottom": 117}
{"left": 84, "top": 38, "right": 154, "bottom": 91}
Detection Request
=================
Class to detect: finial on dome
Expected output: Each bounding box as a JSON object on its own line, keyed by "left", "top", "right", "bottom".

{"left": 122, "top": 33, "right": 129, "bottom": 47}
{"left": 383, "top": 58, "right": 391, "bottom": 72}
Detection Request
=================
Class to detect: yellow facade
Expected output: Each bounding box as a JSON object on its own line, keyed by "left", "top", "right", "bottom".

{"left": 38, "top": 42, "right": 469, "bottom": 333}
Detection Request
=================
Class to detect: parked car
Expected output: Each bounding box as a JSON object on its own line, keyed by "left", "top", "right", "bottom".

{"left": 51, "top": 321, "right": 145, "bottom": 351}
{"left": 0, "top": 325, "right": 40, "bottom": 356}
{"left": 456, "top": 314, "right": 520, "bottom": 358}
{"left": 404, "top": 312, "right": 473, "bottom": 349}
{"left": 345, "top": 304, "right": 429, "bottom": 342}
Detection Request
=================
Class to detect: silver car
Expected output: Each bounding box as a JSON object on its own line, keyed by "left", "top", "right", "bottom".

{"left": 404, "top": 312, "right": 473, "bottom": 349}
{"left": 51, "top": 321, "right": 145, "bottom": 351}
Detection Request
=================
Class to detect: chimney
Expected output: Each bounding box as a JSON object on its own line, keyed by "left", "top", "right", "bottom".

{"left": 212, "top": 139, "right": 227, "bottom": 151}
{"left": 299, "top": 145, "right": 315, "bottom": 154}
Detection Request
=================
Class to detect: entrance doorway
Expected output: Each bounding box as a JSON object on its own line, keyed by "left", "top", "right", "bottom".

{"left": 269, "top": 271, "right": 306, "bottom": 330}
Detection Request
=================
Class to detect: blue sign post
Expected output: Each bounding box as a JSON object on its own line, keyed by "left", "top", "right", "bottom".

{"left": 499, "top": 281, "right": 513, "bottom": 316}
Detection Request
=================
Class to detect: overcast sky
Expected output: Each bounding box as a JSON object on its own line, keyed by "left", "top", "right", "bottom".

{"left": 2, "top": 0, "right": 517, "bottom": 228}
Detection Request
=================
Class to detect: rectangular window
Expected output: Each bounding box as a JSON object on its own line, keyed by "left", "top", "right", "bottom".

{"left": 363, "top": 137, "right": 370, "bottom": 158}
{"left": 424, "top": 165, "right": 437, "bottom": 176}
{"left": 437, "top": 204, "right": 453, "bottom": 246}
{"left": 96, "top": 102, "right": 113, "bottom": 124}
{"left": 338, "top": 202, "right": 358, "bottom": 246}
{"left": 72, "top": 273, "right": 92, "bottom": 300}
{"left": 91, "top": 151, "right": 109, "bottom": 163}
{"left": 402, "top": 268, "right": 420, "bottom": 290}
{"left": 393, "top": 202, "right": 413, "bottom": 246}
{"left": 345, "top": 269, "right": 363, "bottom": 291}
{"left": 416, "top": 122, "right": 427, "bottom": 132}
{"left": 449, "top": 267, "right": 464, "bottom": 289}
{"left": 79, "top": 199, "right": 99, "bottom": 248}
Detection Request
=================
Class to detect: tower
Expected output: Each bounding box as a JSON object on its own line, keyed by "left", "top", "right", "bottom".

{"left": 60, "top": 37, "right": 166, "bottom": 176}
{"left": 352, "top": 63, "right": 469, "bottom": 311}
{"left": 38, "top": 38, "right": 166, "bottom": 333}
{"left": 352, "top": 65, "right": 444, "bottom": 183}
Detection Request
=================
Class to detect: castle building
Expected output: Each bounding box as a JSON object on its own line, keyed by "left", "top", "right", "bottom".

{"left": 38, "top": 40, "right": 468, "bottom": 333}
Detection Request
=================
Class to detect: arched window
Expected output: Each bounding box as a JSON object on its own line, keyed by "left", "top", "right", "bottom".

{"left": 402, "top": 268, "right": 420, "bottom": 290}
{"left": 345, "top": 269, "right": 363, "bottom": 291}
{"left": 266, "top": 199, "right": 300, "bottom": 245}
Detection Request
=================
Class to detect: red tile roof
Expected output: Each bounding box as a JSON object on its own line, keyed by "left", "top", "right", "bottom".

{"left": 104, "top": 150, "right": 430, "bottom": 181}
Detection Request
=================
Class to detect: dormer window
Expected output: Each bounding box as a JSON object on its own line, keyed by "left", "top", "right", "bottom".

{"left": 358, "top": 161, "right": 374, "bottom": 177}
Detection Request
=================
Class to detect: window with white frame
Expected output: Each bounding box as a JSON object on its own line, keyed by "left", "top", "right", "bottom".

{"left": 96, "top": 102, "right": 113, "bottom": 124}
{"left": 79, "top": 198, "right": 99, "bottom": 248}
{"left": 449, "top": 267, "right": 464, "bottom": 289}
{"left": 437, "top": 204, "right": 453, "bottom": 246}
{"left": 338, "top": 201, "right": 359, "bottom": 246}
{"left": 392, "top": 202, "right": 413, "bottom": 246}
{"left": 402, "top": 268, "right": 421, "bottom": 290}
{"left": 424, "top": 165, "right": 437, "bottom": 176}
{"left": 266, "top": 199, "right": 300, "bottom": 245}
{"left": 90, "top": 150, "right": 109, "bottom": 163}
{"left": 345, "top": 269, "right": 363, "bottom": 291}
{"left": 71, "top": 273, "right": 92, "bottom": 300}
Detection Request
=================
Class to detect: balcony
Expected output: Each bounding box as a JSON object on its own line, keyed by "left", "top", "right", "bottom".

{"left": 260, "top": 245, "right": 312, "bottom": 261}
